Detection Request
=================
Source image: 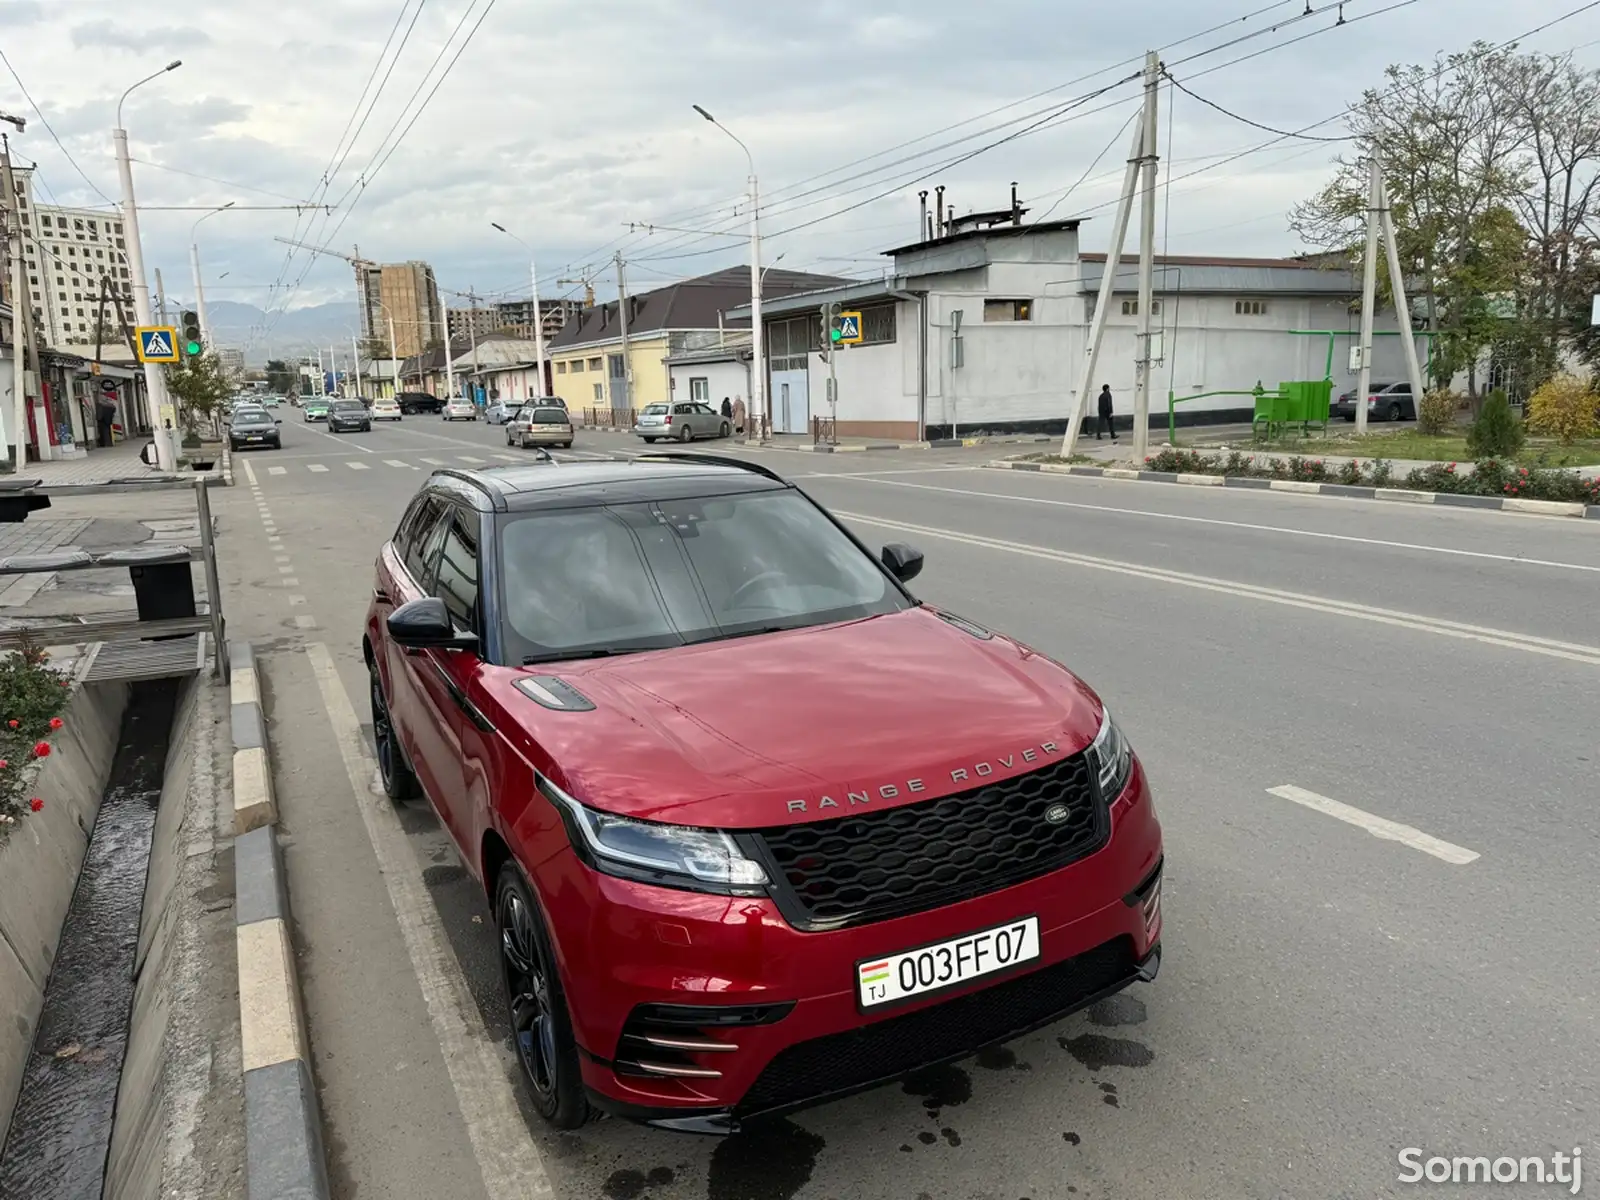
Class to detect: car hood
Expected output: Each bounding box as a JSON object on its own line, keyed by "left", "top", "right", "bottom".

{"left": 493, "top": 607, "right": 1103, "bottom": 829}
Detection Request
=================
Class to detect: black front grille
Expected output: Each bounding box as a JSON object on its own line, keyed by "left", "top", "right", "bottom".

{"left": 753, "top": 755, "right": 1106, "bottom": 930}
{"left": 738, "top": 937, "right": 1136, "bottom": 1116}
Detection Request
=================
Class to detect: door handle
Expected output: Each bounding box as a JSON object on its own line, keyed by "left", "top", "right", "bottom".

{"left": 373, "top": 587, "right": 392, "bottom": 604}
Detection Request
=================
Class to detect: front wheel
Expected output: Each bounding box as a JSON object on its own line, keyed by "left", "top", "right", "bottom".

{"left": 369, "top": 662, "right": 419, "bottom": 802}
{"left": 496, "top": 864, "right": 589, "bottom": 1129}
{"left": 719, "top": 421, "right": 731, "bottom": 438}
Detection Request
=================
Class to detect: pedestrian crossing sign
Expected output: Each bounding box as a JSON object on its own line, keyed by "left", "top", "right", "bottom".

{"left": 136, "top": 327, "right": 180, "bottom": 363}
{"left": 837, "top": 312, "right": 863, "bottom": 344}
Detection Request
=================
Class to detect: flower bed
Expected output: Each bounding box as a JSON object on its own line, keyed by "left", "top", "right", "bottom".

{"left": 1143, "top": 449, "right": 1600, "bottom": 505}
{"left": 0, "top": 644, "right": 70, "bottom": 845}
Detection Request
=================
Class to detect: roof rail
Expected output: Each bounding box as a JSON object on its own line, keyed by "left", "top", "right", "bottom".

{"left": 634, "top": 452, "right": 788, "bottom": 485}
{"left": 427, "top": 467, "right": 510, "bottom": 511}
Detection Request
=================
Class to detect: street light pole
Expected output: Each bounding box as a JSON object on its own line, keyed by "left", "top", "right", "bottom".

{"left": 190, "top": 200, "right": 235, "bottom": 348}
{"left": 491, "top": 223, "right": 548, "bottom": 397}
{"left": 115, "top": 58, "right": 182, "bottom": 471}
{"left": 694, "top": 105, "right": 765, "bottom": 442}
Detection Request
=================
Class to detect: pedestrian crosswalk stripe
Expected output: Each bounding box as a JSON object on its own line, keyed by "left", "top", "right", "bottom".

{"left": 384, "top": 459, "right": 417, "bottom": 469}
{"left": 421, "top": 457, "right": 446, "bottom": 465}
{"left": 348, "top": 462, "right": 370, "bottom": 470}
{"left": 492, "top": 453, "right": 521, "bottom": 462}
{"left": 457, "top": 455, "right": 487, "bottom": 464}
{"left": 308, "top": 464, "right": 329, "bottom": 473}
{"left": 268, "top": 466, "right": 287, "bottom": 476}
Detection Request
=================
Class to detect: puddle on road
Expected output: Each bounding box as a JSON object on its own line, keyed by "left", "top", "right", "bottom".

{"left": 0, "top": 680, "right": 179, "bottom": 1198}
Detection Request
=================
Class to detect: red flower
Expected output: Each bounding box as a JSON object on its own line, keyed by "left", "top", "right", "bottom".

{"left": 0, "top": 761, "right": 8, "bottom": 770}
{"left": 33, "top": 741, "right": 50, "bottom": 759}
{"left": 6, "top": 720, "right": 16, "bottom": 730}
{"left": 29, "top": 798, "right": 42, "bottom": 813}
{"left": 49, "top": 717, "right": 63, "bottom": 730}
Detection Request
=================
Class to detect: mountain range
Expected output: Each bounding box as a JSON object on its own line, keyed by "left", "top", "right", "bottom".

{"left": 171, "top": 300, "right": 365, "bottom": 365}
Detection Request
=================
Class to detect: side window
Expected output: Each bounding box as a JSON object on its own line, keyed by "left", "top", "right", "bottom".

{"left": 432, "top": 510, "right": 480, "bottom": 631}
{"left": 675, "top": 403, "right": 693, "bottom": 415}
{"left": 402, "top": 499, "right": 447, "bottom": 586}
{"left": 394, "top": 496, "right": 436, "bottom": 572}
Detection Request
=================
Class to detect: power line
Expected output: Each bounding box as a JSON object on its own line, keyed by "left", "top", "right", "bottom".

{"left": 0, "top": 47, "right": 116, "bottom": 204}
{"left": 1035, "top": 108, "right": 1143, "bottom": 225}
{"left": 128, "top": 158, "right": 326, "bottom": 202}
{"left": 1164, "top": 73, "right": 1353, "bottom": 141}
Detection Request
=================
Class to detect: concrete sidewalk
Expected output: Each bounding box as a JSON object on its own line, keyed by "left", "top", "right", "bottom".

{"left": 11, "top": 439, "right": 229, "bottom": 489}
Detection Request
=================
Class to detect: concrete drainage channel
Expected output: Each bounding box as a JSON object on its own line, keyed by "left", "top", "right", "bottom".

{"left": 0, "top": 659, "right": 238, "bottom": 1199}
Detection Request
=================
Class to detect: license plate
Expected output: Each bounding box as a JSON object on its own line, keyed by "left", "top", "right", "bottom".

{"left": 534, "top": 424, "right": 565, "bottom": 431}
{"left": 856, "top": 915, "right": 1040, "bottom": 1009}
{"left": 245, "top": 436, "right": 263, "bottom": 442}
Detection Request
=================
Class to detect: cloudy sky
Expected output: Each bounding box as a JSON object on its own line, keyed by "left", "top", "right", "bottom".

{"left": 3, "top": 0, "right": 1597, "bottom": 337}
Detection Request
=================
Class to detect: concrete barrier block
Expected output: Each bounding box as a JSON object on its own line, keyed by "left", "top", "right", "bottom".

{"left": 1502, "top": 497, "right": 1587, "bottom": 517}
{"left": 1103, "top": 468, "right": 1140, "bottom": 480}
{"left": 1375, "top": 488, "right": 1436, "bottom": 504}
{"left": 1587, "top": 505, "right": 1600, "bottom": 520}
{"left": 1176, "top": 473, "right": 1224, "bottom": 486}
{"left": 234, "top": 746, "right": 276, "bottom": 834}
{"left": 238, "top": 918, "right": 305, "bottom": 1074}
{"left": 1268, "top": 480, "right": 1322, "bottom": 494}
{"left": 1320, "top": 484, "right": 1377, "bottom": 499}
{"left": 1434, "top": 493, "right": 1503, "bottom": 510}
{"left": 230, "top": 665, "right": 259, "bottom": 709}
{"left": 245, "top": 1059, "right": 330, "bottom": 1200}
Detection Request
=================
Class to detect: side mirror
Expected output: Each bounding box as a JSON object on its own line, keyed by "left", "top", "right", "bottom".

{"left": 275, "top": 419, "right": 283, "bottom": 424}
{"left": 881, "top": 542, "right": 924, "bottom": 583}
{"left": 386, "top": 596, "right": 479, "bottom": 651}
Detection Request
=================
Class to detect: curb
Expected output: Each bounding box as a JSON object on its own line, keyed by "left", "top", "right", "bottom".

{"left": 579, "top": 427, "right": 1055, "bottom": 454}
{"left": 231, "top": 645, "right": 275, "bottom": 834}
{"left": 983, "top": 460, "right": 1600, "bottom": 521}
{"left": 230, "top": 640, "right": 331, "bottom": 1200}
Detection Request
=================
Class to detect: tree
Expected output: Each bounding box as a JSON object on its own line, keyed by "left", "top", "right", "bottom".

{"left": 264, "top": 359, "right": 298, "bottom": 395}
{"left": 163, "top": 353, "right": 232, "bottom": 443}
{"left": 1290, "top": 43, "right": 1528, "bottom": 397}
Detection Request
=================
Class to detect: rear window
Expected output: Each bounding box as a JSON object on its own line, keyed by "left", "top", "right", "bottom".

{"left": 531, "top": 408, "right": 568, "bottom": 424}
{"left": 642, "top": 404, "right": 669, "bottom": 415}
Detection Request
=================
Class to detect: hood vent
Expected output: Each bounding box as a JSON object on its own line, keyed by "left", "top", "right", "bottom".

{"left": 514, "top": 675, "right": 596, "bottom": 711}
{"left": 936, "top": 610, "right": 993, "bottom": 640}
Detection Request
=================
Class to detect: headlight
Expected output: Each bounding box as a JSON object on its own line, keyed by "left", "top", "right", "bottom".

{"left": 1091, "top": 707, "right": 1132, "bottom": 800}
{"left": 539, "top": 776, "right": 769, "bottom": 894}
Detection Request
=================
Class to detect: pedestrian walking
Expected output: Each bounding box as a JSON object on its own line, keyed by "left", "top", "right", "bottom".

{"left": 1097, "top": 384, "right": 1117, "bottom": 442}
{"left": 732, "top": 395, "right": 746, "bottom": 433}
{"left": 720, "top": 396, "right": 733, "bottom": 420}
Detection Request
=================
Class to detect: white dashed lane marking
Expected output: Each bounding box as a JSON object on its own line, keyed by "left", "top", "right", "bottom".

{"left": 384, "top": 460, "right": 416, "bottom": 469}
{"left": 348, "top": 462, "right": 370, "bottom": 471}
{"left": 1266, "top": 786, "right": 1481, "bottom": 865}
{"left": 308, "top": 464, "right": 329, "bottom": 473}
{"left": 457, "top": 455, "right": 487, "bottom": 464}
{"left": 268, "top": 466, "right": 287, "bottom": 476}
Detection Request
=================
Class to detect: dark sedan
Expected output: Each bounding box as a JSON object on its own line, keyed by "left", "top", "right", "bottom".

{"left": 1331, "top": 382, "right": 1415, "bottom": 422}
{"left": 228, "top": 409, "right": 281, "bottom": 451}
{"left": 328, "top": 399, "right": 373, "bottom": 433}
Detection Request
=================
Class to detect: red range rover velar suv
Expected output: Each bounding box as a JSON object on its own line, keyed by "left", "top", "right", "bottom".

{"left": 364, "top": 454, "right": 1163, "bottom": 1133}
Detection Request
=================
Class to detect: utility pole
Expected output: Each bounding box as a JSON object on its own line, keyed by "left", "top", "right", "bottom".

{"left": 1, "top": 124, "right": 43, "bottom": 470}
{"left": 1130, "top": 51, "right": 1161, "bottom": 461}
{"left": 1061, "top": 117, "right": 1146, "bottom": 458}
{"left": 1355, "top": 156, "right": 1381, "bottom": 436}
{"left": 1378, "top": 175, "right": 1428, "bottom": 403}
{"left": 467, "top": 289, "right": 480, "bottom": 405}
{"left": 352, "top": 334, "right": 363, "bottom": 400}
{"left": 614, "top": 253, "right": 633, "bottom": 412}
{"left": 154, "top": 267, "right": 168, "bottom": 325}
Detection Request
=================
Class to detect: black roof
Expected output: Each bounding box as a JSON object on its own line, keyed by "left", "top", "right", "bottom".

{"left": 425, "top": 455, "right": 789, "bottom": 513}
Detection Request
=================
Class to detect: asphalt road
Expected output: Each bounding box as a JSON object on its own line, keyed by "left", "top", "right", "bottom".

{"left": 213, "top": 411, "right": 1599, "bottom": 1200}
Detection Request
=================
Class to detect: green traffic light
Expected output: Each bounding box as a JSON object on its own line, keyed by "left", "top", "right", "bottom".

{"left": 185, "top": 341, "right": 202, "bottom": 355}
{"left": 829, "top": 328, "right": 842, "bottom": 342}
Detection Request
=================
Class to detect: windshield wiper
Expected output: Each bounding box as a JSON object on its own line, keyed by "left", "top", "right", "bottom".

{"left": 521, "top": 647, "right": 656, "bottom": 664}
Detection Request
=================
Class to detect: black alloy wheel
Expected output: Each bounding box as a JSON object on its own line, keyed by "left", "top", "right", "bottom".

{"left": 368, "top": 662, "right": 419, "bottom": 801}
{"left": 495, "top": 865, "right": 589, "bottom": 1127}
{"left": 1387, "top": 401, "right": 1404, "bottom": 422}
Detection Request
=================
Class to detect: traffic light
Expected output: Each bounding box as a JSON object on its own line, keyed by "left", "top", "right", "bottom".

{"left": 180, "top": 310, "right": 203, "bottom": 358}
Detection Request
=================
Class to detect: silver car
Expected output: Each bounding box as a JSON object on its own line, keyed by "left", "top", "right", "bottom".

{"left": 442, "top": 398, "right": 478, "bottom": 421}
{"left": 634, "top": 400, "right": 730, "bottom": 443}
{"left": 507, "top": 404, "right": 573, "bottom": 449}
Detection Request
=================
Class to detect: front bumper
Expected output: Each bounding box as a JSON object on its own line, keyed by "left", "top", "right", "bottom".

{"left": 542, "top": 760, "right": 1163, "bottom": 1130}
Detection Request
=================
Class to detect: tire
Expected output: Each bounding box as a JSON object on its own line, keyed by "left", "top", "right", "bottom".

{"left": 1387, "top": 401, "right": 1404, "bottom": 422}
{"left": 677, "top": 423, "right": 692, "bottom": 442}
{"left": 496, "top": 863, "right": 589, "bottom": 1129}
{"left": 369, "top": 661, "right": 419, "bottom": 802}
{"left": 719, "top": 421, "right": 730, "bottom": 438}
{"left": 642, "top": 437, "right": 656, "bottom": 444}
{"left": 507, "top": 431, "right": 515, "bottom": 446}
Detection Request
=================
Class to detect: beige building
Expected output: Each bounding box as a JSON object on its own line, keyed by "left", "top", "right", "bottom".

{"left": 358, "top": 260, "right": 445, "bottom": 359}
{"left": 8, "top": 167, "right": 134, "bottom": 348}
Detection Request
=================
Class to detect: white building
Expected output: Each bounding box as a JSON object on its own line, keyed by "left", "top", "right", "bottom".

{"left": 728, "top": 215, "right": 1423, "bottom": 440}
{"left": 10, "top": 168, "right": 134, "bottom": 349}
{"left": 664, "top": 342, "right": 753, "bottom": 410}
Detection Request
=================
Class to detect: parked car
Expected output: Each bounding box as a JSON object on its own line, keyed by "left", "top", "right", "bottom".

{"left": 371, "top": 398, "right": 403, "bottom": 421}
{"left": 398, "top": 391, "right": 445, "bottom": 415}
{"left": 506, "top": 404, "right": 573, "bottom": 449}
{"left": 302, "top": 399, "right": 332, "bottom": 422}
{"left": 364, "top": 458, "right": 1162, "bottom": 1133}
{"left": 442, "top": 398, "right": 478, "bottom": 422}
{"left": 1331, "top": 381, "right": 1415, "bottom": 423}
{"left": 634, "top": 400, "right": 730, "bottom": 443}
{"left": 328, "top": 400, "right": 372, "bottom": 432}
{"left": 486, "top": 400, "right": 516, "bottom": 425}
{"left": 228, "top": 408, "right": 282, "bottom": 451}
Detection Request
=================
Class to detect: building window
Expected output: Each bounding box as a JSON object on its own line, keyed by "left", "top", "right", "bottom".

{"left": 587, "top": 357, "right": 603, "bottom": 371}
{"left": 29, "top": 275, "right": 37, "bottom": 285}
{"left": 1235, "top": 299, "right": 1268, "bottom": 316}
{"left": 113, "top": 222, "right": 122, "bottom": 234}
{"left": 40, "top": 215, "right": 51, "bottom": 227}
{"left": 73, "top": 219, "right": 82, "bottom": 230}
{"left": 75, "top": 308, "right": 83, "bottom": 317}
{"left": 569, "top": 360, "right": 582, "bottom": 374}
{"left": 983, "top": 298, "right": 1033, "bottom": 322}
{"left": 689, "top": 377, "right": 710, "bottom": 402}
{"left": 31, "top": 291, "right": 40, "bottom": 301}
{"left": 67, "top": 246, "right": 75, "bottom": 256}
{"left": 593, "top": 383, "right": 603, "bottom": 402}
{"left": 1119, "top": 299, "right": 1161, "bottom": 316}
{"left": 556, "top": 361, "right": 566, "bottom": 374}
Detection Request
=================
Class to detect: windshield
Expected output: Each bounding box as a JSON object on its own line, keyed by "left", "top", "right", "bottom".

{"left": 498, "top": 489, "right": 908, "bottom": 662}
{"left": 234, "top": 412, "right": 272, "bottom": 427}
{"left": 332, "top": 401, "right": 364, "bottom": 412}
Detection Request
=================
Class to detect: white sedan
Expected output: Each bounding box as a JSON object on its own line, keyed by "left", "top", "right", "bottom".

{"left": 371, "top": 398, "right": 402, "bottom": 420}
{"left": 442, "top": 398, "right": 478, "bottom": 421}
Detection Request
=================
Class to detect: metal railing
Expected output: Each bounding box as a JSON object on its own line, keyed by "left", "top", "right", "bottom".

{"left": 810, "top": 415, "right": 837, "bottom": 446}
{"left": 581, "top": 407, "right": 637, "bottom": 430}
